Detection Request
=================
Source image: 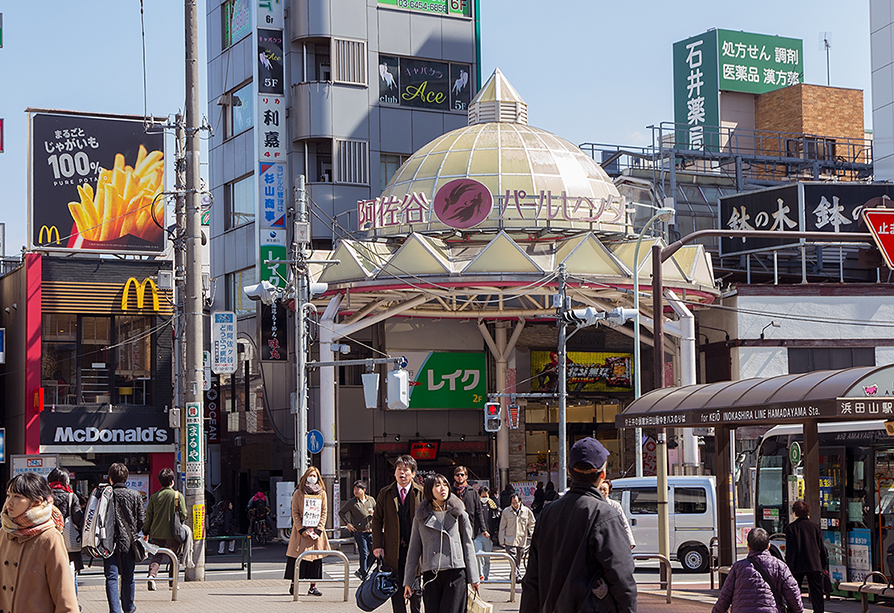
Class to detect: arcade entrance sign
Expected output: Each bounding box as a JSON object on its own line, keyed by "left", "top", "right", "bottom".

{"left": 358, "top": 178, "right": 627, "bottom": 234}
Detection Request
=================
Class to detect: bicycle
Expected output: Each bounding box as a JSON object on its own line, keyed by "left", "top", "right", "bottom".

{"left": 249, "top": 507, "right": 271, "bottom": 546}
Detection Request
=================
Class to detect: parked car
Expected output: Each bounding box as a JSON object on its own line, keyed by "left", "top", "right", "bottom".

{"left": 608, "top": 475, "right": 717, "bottom": 573}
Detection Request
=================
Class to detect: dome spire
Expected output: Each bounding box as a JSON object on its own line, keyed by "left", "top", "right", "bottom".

{"left": 468, "top": 68, "right": 528, "bottom": 126}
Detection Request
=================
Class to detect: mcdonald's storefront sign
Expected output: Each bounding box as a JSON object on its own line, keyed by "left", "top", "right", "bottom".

{"left": 38, "top": 225, "right": 61, "bottom": 245}
{"left": 122, "top": 277, "right": 160, "bottom": 311}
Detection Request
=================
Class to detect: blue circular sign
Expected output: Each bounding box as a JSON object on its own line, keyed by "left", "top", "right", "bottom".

{"left": 307, "top": 429, "right": 324, "bottom": 454}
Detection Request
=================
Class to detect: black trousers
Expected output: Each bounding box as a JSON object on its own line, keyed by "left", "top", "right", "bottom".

{"left": 421, "top": 568, "right": 467, "bottom": 613}
{"left": 284, "top": 556, "right": 322, "bottom": 580}
{"left": 794, "top": 571, "right": 825, "bottom": 613}
{"left": 391, "top": 545, "right": 422, "bottom": 613}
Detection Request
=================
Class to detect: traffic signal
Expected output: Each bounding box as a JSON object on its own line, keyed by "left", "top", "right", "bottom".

{"left": 387, "top": 369, "right": 410, "bottom": 410}
{"left": 484, "top": 402, "right": 502, "bottom": 432}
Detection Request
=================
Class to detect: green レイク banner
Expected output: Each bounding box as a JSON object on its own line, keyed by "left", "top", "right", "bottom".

{"left": 408, "top": 352, "right": 486, "bottom": 409}
{"left": 716, "top": 29, "right": 803, "bottom": 95}
{"left": 378, "top": 0, "right": 472, "bottom": 18}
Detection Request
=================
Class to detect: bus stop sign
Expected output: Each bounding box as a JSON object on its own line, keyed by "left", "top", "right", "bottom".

{"left": 862, "top": 208, "right": 894, "bottom": 269}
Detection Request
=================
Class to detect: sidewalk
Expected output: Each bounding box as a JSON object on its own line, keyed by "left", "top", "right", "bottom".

{"left": 75, "top": 580, "right": 879, "bottom": 613}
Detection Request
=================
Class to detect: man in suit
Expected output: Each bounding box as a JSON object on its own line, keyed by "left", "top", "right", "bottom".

{"left": 372, "top": 455, "right": 424, "bottom": 613}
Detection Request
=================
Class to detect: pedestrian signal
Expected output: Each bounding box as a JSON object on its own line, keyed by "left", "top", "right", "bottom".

{"left": 484, "top": 402, "right": 502, "bottom": 432}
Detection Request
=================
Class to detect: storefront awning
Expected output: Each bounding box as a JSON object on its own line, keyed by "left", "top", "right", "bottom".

{"left": 616, "top": 363, "right": 894, "bottom": 429}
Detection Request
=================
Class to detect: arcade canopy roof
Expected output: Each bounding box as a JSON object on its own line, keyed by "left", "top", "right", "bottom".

{"left": 615, "top": 363, "right": 894, "bottom": 429}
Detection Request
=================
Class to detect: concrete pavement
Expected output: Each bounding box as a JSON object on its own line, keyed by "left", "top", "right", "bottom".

{"left": 74, "top": 579, "right": 879, "bottom": 613}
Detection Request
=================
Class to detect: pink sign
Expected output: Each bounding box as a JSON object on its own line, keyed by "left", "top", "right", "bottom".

{"left": 433, "top": 178, "right": 492, "bottom": 229}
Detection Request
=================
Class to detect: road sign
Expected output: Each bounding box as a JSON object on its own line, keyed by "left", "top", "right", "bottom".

{"left": 211, "top": 311, "right": 237, "bottom": 374}
{"left": 307, "top": 429, "right": 324, "bottom": 454}
{"left": 788, "top": 441, "right": 802, "bottom": 466}
{"left": 862, "top": 208, "right": 894, "bottom": 269}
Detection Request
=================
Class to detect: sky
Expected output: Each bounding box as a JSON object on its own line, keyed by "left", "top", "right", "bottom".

{"left": 0, "top": 0, "right": 872, "bottom": 256}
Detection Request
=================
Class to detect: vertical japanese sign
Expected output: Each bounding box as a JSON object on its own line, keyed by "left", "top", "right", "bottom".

{"left": 185, "top": 402, "right": 203, "bottom": 490}
{"left": 255, "top": 0, "right": 287, "bottom": 314}
{"left": 673, "top": 31, "right": 719, "bottom": 152}
{"left": 716, "top": 30, "right": 802, "bottom": 94}
{"left": 211, "top": 311, "right": 237, "bottom": 374}
{"left": 260, "top": 302, "right": 288, "bottom": 361}
{"left": 204, "top": 371, "right": 221, "bottom": 444}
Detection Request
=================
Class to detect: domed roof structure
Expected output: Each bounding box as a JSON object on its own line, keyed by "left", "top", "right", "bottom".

{"left": 365, "top": 69, "right": 625, "bottom": 238}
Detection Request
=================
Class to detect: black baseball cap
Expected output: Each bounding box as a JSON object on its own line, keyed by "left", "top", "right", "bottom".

{"left": 569, "top": 437, "right": 609, "bottom": 471}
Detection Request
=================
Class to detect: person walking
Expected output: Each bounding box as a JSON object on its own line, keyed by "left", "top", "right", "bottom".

{"left": 499, "top": 483, "right": 516, "bottom": 510}
{"left": 499, "top": 493, "right": 535, "bottom": 581}
{"left": 520, "top": 437, "right": 636, "bottom": 613}
{"left": 1, "top": 472, "right": 79, "bottom": 613}
{"left": 48, "top": 467, "right": 85, "bottom": 593}
{"left": 143, "top": 468, "right": 188, "bottom": 591}
{"left": 712, "top": 527, "right": 804, "bottom": 613}
{"left": 479, "top": 486, "right": 501, "bottom": 548}
{"left": 543, "top": 481, "right": 558, "bottom": 503}
{"left": 403, "top": 474, "right": 480, "bottom": 613}
{"left": 372, "top": 455, "right": 424, "bottom": 613}
{"left": 285, "top": 466, "right": 330, "bottom": 597}
{"left": 785, "top": 500, "right": 829, "bottom": 613}
{"left": 532, "top": 482, "right": 545, "bottom": 516}
{"left": 213, "top": 501, "right": 237, "bottom": 554}
{"left": 452, "top": 465, "right": 490, "bottom": 581}
{"left": 339, "top": 480, "right": 376, "bottom": 579}
{"left": 598, "top": 479, "right": 635, "bottom": 549}
{"left": 105, "top": 462, "right": 146, "bottom": 613}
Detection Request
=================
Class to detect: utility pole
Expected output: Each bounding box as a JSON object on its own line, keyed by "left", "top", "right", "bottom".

{"left": 183, "top": 0, "right": 205, "bottom": 581}
{"left": 293, "top": 176, "right": 309, "bottom": 477}
{"left": 556, "top": 264, "right": 568, "bottom": 492}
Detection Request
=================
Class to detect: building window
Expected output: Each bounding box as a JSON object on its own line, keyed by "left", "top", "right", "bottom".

{"left": 227, "top": 82, "right": 254, "bottom": 138}
{"left": 222, "top": 0, "right": 250, "bottom": 49}
{"left": 115, "top": 316, "right": 153, "bottom": 405}
{"left": 788, "top": 347, "right": 875, "bottom": 373}
{"left": 333, "top": 38, "right": 367, "bottom": 85}
{"left": 228, "top": 266, "right": 257, "bottom": 317}
{"left": 380, "top": 153, "right": 408, "bottom": 188}
{"left": 335, "top": 139, "right": 369, "bottom": 185}
{"left": 226, "top": 174, "right": 254, "bottom": 229}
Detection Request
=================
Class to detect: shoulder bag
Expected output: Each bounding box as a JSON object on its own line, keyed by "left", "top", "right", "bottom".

{"left": 173, "top": 491, "right": 189, "bottom": 544}
{"left": 749, "top": 557, "right": 792, "bottom": 613}
{"left": 355, "top": 556, "right": 399, "bottom": 612}
{"left": 63, "top": 492, "right": 83, "bottom": 553}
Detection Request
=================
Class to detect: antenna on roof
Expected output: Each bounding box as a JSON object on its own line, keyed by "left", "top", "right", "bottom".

{"left": 819, "top": 32, "right": 832, "bottom": 86}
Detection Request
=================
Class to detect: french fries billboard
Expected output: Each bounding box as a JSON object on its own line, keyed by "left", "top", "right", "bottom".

{"left": 29, "top": 112, "right": 166, "bottom": 254}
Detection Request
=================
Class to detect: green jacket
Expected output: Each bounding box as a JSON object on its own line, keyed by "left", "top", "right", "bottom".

{"left": 143, "top": 486, "right": 188, "bottom": 540}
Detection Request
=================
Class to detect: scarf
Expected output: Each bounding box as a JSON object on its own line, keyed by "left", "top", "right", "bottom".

{"left": 303, "top": 480, "right": 322, "bottom": 495}
{"left": 49, "top": 481, "right": 72, "bottom": 493}
{"left": 1, "top": 499, "right": 63, "bottom": 541}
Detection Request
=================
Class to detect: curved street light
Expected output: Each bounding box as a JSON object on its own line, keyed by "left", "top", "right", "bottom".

{"left": 632, "top": 207, "right": 675, "bottom": 477}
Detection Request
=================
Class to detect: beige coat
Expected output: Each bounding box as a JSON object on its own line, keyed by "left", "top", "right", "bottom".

{"left": 499, "top": 504, "right": 536, "bottom": 548}
{"left": 286, "top": 487, "right": 330, "bottom": 561}
{"left": 0, "top": 524, "right": 79, "bottom": 613}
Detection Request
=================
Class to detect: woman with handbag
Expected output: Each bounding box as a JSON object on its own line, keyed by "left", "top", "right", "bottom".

{"left": 285, "top": 466, "right": 331, "bottom": 597}
{"left": 48, "top": 468, "right": 85, "bottom": 593}
{"left": 403, "top": 474, "right": 479, "bottom": 613}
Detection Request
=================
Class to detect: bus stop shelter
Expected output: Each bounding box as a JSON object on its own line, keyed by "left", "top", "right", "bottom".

{"left": 616, "top": 363, "right": 894, "bottom": 568}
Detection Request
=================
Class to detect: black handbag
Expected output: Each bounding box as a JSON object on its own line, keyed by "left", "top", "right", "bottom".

{"left": 355, "top": 556, "right": 400, "bottom": 612}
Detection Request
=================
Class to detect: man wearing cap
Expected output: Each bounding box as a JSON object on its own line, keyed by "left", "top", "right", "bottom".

{"left": 520, "top": 437, "right": 637, "bottom": 613}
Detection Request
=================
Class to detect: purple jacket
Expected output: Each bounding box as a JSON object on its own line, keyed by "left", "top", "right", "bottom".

{"left": 712, "top": 550, "right": 804, "bottom": 613}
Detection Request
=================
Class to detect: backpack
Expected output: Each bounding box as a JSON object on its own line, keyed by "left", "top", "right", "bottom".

{"left": 62, "top": 492, "right": 82, "bottom": 553}
{"left": 82, "top": 485, "right": 116, "bottom": 558}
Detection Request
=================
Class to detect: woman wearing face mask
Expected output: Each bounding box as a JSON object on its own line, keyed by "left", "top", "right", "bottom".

{"left": 1, "top": 472, "right": 79, "bottom": 613}
{"left": 285, "top": 467, "right": 330, "bottom": 597}
{"left": 404, "top": 474, "right": 479, "bottom": 613}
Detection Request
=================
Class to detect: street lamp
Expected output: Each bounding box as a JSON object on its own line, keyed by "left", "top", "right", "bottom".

{"left": 632, "top": 207, "right": 674, "bottom": 477}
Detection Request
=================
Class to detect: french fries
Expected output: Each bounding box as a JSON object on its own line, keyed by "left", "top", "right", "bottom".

{"left": 68, "top": 145, "right": 164, "bottom": 244}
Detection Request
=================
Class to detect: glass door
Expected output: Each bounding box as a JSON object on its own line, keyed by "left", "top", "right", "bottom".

{"left": 819, "top": 447, "right": 847, "bottom": 584}
{"left": 874, "top": 449, "right": 894, "bottom": 575}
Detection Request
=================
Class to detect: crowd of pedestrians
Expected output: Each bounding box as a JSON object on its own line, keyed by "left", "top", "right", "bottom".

{"left": 1, "top": 438, "right": 837, "bottom": 613}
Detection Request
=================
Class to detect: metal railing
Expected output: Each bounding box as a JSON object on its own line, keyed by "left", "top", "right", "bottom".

{"left": 144, "top": 544, "right": 180, "bottom": 602}
{"left": 633, "top": 554, "right": 672, "bottom": 603}
{"left": 475, "top": 551, "right": 518, "bottom": 602}
{"left": 292, "top": 549, "right": 350, "bottom": 602}
{"left": 205, "top": 534, "right": 253, "bottom": 579}
{"left": 709, "top": 536, "right": 719, "bottom": 589}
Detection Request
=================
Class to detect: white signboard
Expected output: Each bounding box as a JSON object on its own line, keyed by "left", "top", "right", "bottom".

{"left": 211, "top": 311, "right": 237, "bottom": 374}
{"left": 302, "top": 495, "right": 322, "bottom": 529}
{"left": 11, "top": 454, "right": 60, "bottom": 477}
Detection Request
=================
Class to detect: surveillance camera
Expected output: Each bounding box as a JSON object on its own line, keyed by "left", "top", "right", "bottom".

{"left": 243, "top": 281, "right": 278, "bottom": 305}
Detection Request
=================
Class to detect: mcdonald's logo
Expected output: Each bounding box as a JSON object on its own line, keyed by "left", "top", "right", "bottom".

{"left": 121, "top": 277, "right": 160, "bottom": 311}
{"left": 38, "top": 225, "right": 61, "bottom": 245}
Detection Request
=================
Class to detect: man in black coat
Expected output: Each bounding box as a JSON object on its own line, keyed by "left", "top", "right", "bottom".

{"left": 452, "top": 466, "right": 490, "bottom": 579}
{"left": 785, "top": 500, "right": 829, "bottom": 613}
{"left": 520, "top": 437, "right": 637, "bottom": 613}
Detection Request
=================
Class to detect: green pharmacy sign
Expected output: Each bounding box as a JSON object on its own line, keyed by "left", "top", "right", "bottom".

{"left": 378, "top": 0, "right": 472, "bottom": 17}
{"left": 407, "top": 352, "right": 486, "bottom": 409}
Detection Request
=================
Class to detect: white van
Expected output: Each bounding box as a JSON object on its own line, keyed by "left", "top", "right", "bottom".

{"left": 608, "top": 476, "right": 716, "bottom": 573}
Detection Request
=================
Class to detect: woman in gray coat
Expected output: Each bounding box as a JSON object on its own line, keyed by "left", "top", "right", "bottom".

{"left": 403, "top": 474, "right": 479, "bottom": 613}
